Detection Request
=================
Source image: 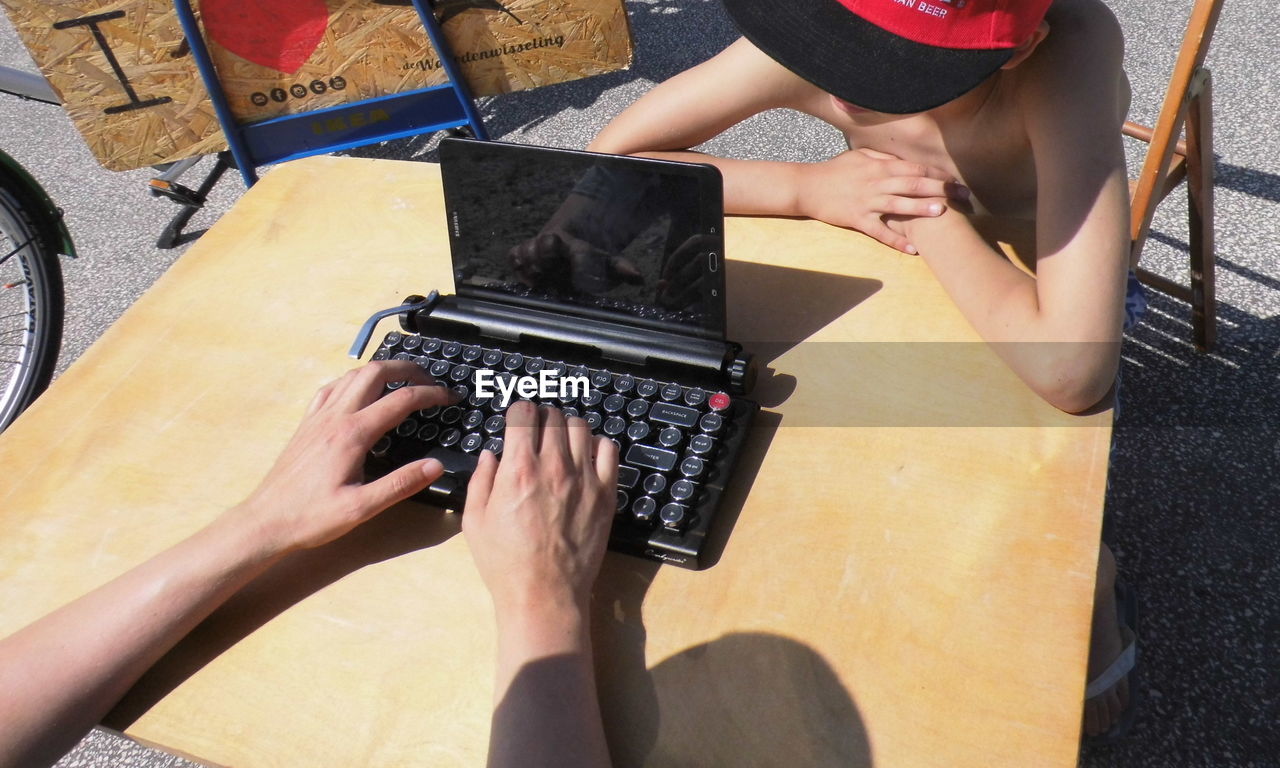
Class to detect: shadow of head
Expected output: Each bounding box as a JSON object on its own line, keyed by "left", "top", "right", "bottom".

{"left": 605, "top": 632, "right": 873, "bottom": 767}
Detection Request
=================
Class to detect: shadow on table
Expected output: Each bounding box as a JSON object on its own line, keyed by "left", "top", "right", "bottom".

{"left": 103, "top": 504, "right": 460, "bottom": 729}
{"left": 726, "top": 260, "right": 882, "bottom": 409}
{"left": 590, "top": 571, "right": 873, "bottom": 768}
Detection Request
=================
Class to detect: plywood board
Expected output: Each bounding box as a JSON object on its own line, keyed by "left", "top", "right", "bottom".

{"left": 1, "top": 0, "right": 632, "bottom": 170}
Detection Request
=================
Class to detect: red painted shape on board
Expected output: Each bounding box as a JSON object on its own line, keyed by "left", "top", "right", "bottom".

{"left": 201, "top": 0, "right": 329, "bottom": 75}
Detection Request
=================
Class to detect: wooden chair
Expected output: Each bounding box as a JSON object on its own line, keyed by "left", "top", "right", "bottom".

{"left": 1125, "top": 0, "right": 1226, "bottom": 350}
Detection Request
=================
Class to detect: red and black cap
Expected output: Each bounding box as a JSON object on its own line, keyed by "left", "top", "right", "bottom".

{"left": 722, "top": 0, "right": 1052, "bottom": 114}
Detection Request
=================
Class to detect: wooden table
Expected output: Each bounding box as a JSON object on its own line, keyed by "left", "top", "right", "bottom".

{"left": 0, "top": 156, "right": 1112, "bottom": 767}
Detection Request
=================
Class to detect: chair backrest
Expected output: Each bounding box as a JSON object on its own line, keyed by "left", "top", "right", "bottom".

{"left": 1129, "top": 0, "right": 1225, "bottom": 258}
{"left": 170, "top": 0, "right": 488, "bottom": 187}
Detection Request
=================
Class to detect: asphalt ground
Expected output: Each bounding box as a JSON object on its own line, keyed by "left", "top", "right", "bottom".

{"left": 2, "top": 0, "right": 1278, "bottom": 765}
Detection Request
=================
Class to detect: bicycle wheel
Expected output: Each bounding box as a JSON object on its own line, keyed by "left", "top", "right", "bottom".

{"left": 0, "top": 183, "right": 63, "bottom": 432}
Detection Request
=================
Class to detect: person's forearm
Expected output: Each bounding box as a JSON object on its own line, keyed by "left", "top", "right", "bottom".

{"left": 488, "top": 597, "right": 611, "bottom": 768}
{"left": 905, "top": 209, "right": 1120, "bottom": 412}
{"left": 0, "top": 505, "right": 285, "bottom": 768}
{"left": 594, "top": 146, "right": 809, "bottom": 220}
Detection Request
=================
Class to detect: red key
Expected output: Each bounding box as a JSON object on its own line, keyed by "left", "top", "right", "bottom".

{"left": 709, "top": 392, "right": 731, "bottom": 411}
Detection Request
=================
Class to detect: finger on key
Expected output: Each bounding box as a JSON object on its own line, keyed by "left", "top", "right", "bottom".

{"left": 340, "top": 360, "right": 432, "bottom": 411}
{"left": 538, "top": 405, "right": 573, "bottom": 466}
{"left": 566, "top": 415, "right": 593, "bottom": 468}
{"left": 464, "top": 449, "right": 499, "bottom": 521}
{"left": 592, "top": 435, "right": 619, "bottom": 487}
{"left": 504, "top": 400, "right": 541, "bottom": 459}
{"left": 356, "top": 384, "right": 451, "bottom": 441}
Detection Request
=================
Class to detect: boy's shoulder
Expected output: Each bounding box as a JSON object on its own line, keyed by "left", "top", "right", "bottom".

{"left": 1020, "top": 0, "right": 1125, "bottom": 95}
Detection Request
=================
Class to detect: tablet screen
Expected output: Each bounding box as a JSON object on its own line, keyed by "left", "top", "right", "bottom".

{"left": 441, "top": 139, "right": 726, "bottom": 339}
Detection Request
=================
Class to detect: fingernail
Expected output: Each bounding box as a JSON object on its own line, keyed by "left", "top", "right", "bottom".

{"left": 928, "top": 203, "right": 943, "bottom": 215}
{"left": 906, "top": 244, "right": 918, "bottom": 255}
{"left": 422, "top": 458, "right": 444, "bottom": 475}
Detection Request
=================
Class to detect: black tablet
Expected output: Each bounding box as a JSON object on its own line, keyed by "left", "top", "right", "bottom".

{"left": 439, "top": 138, "right": 727, "bottom": 340}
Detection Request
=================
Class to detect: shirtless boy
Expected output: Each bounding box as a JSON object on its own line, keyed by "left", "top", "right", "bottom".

{"left": 590, "top": 0, "right": 1135, "bottom": 741}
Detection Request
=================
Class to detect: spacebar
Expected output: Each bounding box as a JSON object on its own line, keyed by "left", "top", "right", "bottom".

{"left": 424, "top": 446, "right": 480, "bottom": 475}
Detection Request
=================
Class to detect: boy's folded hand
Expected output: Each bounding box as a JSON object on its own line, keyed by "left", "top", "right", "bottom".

{"left": 798, "top": 148, "right": 969, "bottom": 254}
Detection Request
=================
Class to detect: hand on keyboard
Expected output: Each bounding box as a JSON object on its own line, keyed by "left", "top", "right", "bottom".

{"left": 235, "top": 360, "right": 450, "bottom": 553}
{"left": 462, "top": 401, "right": 619, "bottom": 613}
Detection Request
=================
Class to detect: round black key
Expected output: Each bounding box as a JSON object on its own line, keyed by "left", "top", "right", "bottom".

{"left": 669, "top": 478, "right": 696, "bottom": 502}
{"left": 395, "top": 418, "right": 418, "bottom": 437}
{"left": 429, "top": 360, "right": 451, "bottom": 378}
{"left": 561, "top": 406, "right": 581, "bottom": 419}
{"left": 438, "top": 428, "right": 462, "bottom": 448}
{"left": 417, "top": 423, "right": 440, "bottom": 442}
{"left": 636, "top": 379, "right": 660, "bottom": 398}
{"left": 483, "top": 437, "right": 504, "bottom": 455}
{"left": 603, "top": 394, "right": 627, "bottom": 413}
{"left": 449, "top": 365, "right": 473, "bottom": 383}
{"left": 606, "top": 437, "right": 623, "bottom": 453}
{"left": 383, "top": 331, "right": 402, "bottom": 347}
{"left": 413, "top": 356, "right": 432, "bottom": 371}
{"left": 603, "top": 416, "right": 626, "bottom": 436}
{"left": 386, "top": 380, "right": 406, "bottom": 391}
{"left": 371, "top": 435, "right": 391, "bottom": 457}
{"left": 643, "top": 473, "right": 668, "bottom": 495}
{"left": 483, "top": 414, "right": 506, "bottom": 434}
{"left": 659, "top": 503, "right": 687, "bottom": 529}
{"left": 679, "top": 456, "right": 706, "bottom": 479}
{"left": 568, "top": 365, "right": 590, "bottom": 380}
{"left": 658, "top": 427, "right": 683, "bottom": 448}
{"left": 614, "top": 374, "right": 635, "bottom": 394}
{"left": 590, "top": 370, "right": 613, "bottom": 389}
{"left": 580, "top": 390, "right": 603, "bottom": 408}
{"left": 689, "top": 434, "right": 715, "bottom": 455}
{"left": 462, "top": 410, "right": 485, "bottom": 431}
{"left": 482, "top": 348, "right": 504, "bottom": 367}
{"left": 626, "top": 422, "right": 651, "bottom": 442}
{"left": 468, "top": 391, "right": 488, "bottom": 408}
{"left": 461, "top": 344, "right": 482, "bottom": 363}
{"left": 584, "top": 411, "right": 603, "bottom": 431}
{"left": 418, "top": 405, "right": 440, "bottom": 420}
{"left": 660, "top": 382, "right": 682, "bottom": 401}
{"left": 460, "top": 432, "right": 484, "bottom": 453}
{"left": 439, "top": 406, "right": 463, "bottom": 425}
{"left": 401, "top": 335, "right": 421, "bottom": 351}
{"left": 626, "top": 398, "right": 649, "bottom": 418}
{"left": 421, "top": 338, "right": 442, "bottom": 355}
{"left": 524, "top": 357, "right": 545, "bottom": 374}
{"left": 502, "top": 352, "right": 524, "bottom": 372}
{"left": 545, "top": 360, "right": 567, "bottom": 376}
{"left": 489, "top": 392, "right": 511, "bottom": 412}
{"left": 441, "top": 341, "right": 462, "bottom": 359}
{"left": 684, "top": 387, "right": 708, "bottom": 408}
{"left": 371, "top": 349, "right": 390, "bottom": 361}
{"left": 699, "top": 413, "right": 724, "bottom": 434}
{"left": 616, "top": 490, "right": 629, "bottom": 513}
{"left": 632, "top": 496, "right": 657, "bottom": 523}
{"left": 451, "top": 385, "right": 470, "bottom": 402}
{"left": 393, "top": 352, "right": 414, "bottom": 362}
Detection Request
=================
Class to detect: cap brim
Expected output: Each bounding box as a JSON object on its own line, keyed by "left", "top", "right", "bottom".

{"left": 723, "top": 0, "right": 1014, "bottom": 114}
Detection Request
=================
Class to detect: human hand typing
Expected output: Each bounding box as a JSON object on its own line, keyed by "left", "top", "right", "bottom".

{"left": 229, "top": 360, "right": 450, "bottom": 554}
{"left": 797, "top": 147, "right": 969, "bottom": 254}
{"left": 462, "top": 401, "right": 618, "bottom": 614}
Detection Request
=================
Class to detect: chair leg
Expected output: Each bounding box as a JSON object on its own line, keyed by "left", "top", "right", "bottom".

{"left": 1185, "top": 71, "right": 1216, "bottom": 351}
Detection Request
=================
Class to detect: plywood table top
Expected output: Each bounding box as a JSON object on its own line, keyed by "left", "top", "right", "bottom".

{"left": 0, "top": 155, "right": 1111, "bottom": 768}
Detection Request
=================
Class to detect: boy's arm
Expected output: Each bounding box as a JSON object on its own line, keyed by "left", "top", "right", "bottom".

{"left": 900, "top": 15, "right": 1130, "bottom": 412}
{"left": 590, "top": 38, "right": 957, "bottom": 252}
{"left": 0, "top": 362, "right": 448, "bottom": 768}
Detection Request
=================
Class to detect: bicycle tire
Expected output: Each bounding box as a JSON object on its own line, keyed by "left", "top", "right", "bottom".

{"left": 0, "top": 183, "right": 64, "bottom": 432}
